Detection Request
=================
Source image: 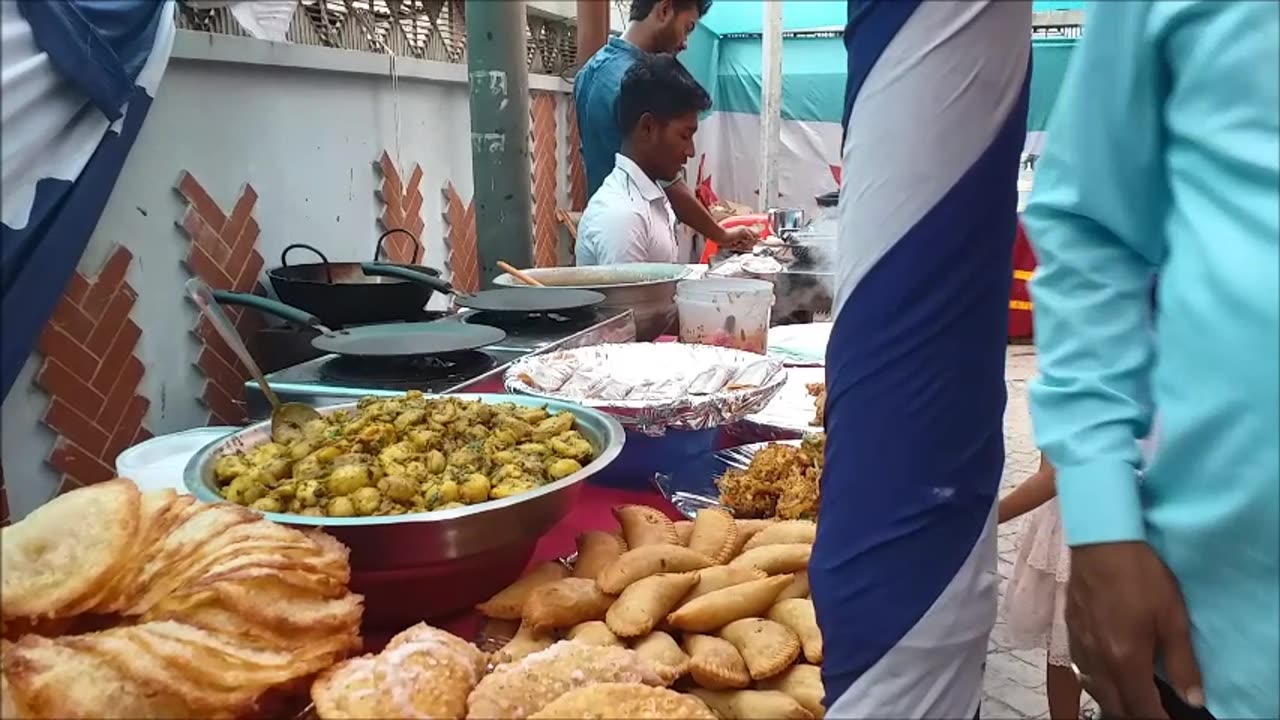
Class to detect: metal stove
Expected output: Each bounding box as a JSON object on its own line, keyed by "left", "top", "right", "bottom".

{"left": 242, "top": 306, "right": 636, "bottom": 419}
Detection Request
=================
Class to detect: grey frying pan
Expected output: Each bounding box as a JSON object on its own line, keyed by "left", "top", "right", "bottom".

{"left": 207, "top": 290, "right": 505, "bottom": 358}
{"left": 359, "top": 264, "right": 606, "bottom": 314}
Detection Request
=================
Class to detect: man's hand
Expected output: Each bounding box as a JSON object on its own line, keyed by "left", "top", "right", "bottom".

{"left": 717, "top": 225, "right": 759, "bottom": 251}
{"left": 1067, "top": 542, "right": 1204, "bottom": 719}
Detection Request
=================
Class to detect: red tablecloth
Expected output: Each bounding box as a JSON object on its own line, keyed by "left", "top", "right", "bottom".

{"left": 363, "top": 485, "right": 680, "bottom": 650}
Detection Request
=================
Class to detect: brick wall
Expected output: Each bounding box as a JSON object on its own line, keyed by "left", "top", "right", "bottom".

{"left": 443, "top": 182, "right": 479, "bottom": 293}
{"left": 374, "top": 151, "right": 427, "bottom": 264}
{"left": 530, "top": 92, "right": 560, "bottom": 268}
{"left": 33, "top": 246, "right": 153, "bottom": 494}
{"left": 174, "top": 171, "right": 267, "bottom": 426}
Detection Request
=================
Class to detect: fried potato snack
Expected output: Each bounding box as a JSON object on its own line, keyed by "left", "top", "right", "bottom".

{"left": 476, "top": 561, "right": 570, "bottom": 620}
{"left": 597, "top": 545, "right": 714, "bottom": 595}
{"left": 614, "top": 505, "right": 679, "bottom": 548}
{"left": 523, "top": 577, "right": 615, "bottom": 633}
{"left": 606, "top": 572, "right": 699, "bottom": 638}
{"left": 667, "top": 575, "right": 793, "bottom": 633}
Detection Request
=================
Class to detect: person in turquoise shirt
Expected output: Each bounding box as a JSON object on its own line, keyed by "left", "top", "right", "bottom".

{"left": 574, "top": 0, "right": 755, "bottom": 256}
{"left": 1024, "top": 2, "right": 1278, "bottom": 718}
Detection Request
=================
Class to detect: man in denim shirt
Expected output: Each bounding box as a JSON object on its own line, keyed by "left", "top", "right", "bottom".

{"left": 574, "top": 0, "right": 756, "bottom": 257}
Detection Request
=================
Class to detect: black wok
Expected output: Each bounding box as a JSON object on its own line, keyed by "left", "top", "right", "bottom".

{"left": 209, "top": 290, "right": 506, "bottom": 358}
{"left": 359, "top": 264, "right": 606, "bottom": 315}
{"left": 266, "top": 229, "right": 443, "bottom": 327}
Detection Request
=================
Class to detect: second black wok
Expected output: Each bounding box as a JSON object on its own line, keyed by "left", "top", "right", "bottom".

{"left": 359, "top": 265, "right": 606, "bottom": 314}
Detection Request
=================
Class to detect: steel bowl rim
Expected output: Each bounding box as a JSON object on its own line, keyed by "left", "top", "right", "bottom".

{"left": 183, "top": 393, "right": 626, "bottom": 528}
{"left": 492, "top": 263, "right": 692, "bottom": 290}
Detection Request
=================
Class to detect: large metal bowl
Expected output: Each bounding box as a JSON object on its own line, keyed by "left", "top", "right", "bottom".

{"left": 184, "top": 394, "right": 624, "bottom": 572}
{"left": 493, "top": 263, "right": 691, "bottom": 341}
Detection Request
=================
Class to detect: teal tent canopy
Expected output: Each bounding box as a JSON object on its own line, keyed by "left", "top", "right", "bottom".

{"left": 698, "top": 1, "right": 1084, "bottom": 36}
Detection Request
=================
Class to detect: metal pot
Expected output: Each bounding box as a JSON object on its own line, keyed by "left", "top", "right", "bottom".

{"left": 184, "top": 394, "right": 625, "bottom": 619}
{"left": 265, "top": 229, "right": 443, "bottom": 327}
{"left": 491, "top": 263, "right": 692, "bottom": 341}
{"left": 767, "top": 207, "right": 806, "bottom": 234}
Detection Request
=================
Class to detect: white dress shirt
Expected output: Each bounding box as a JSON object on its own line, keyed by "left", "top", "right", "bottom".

{"left": 576, "top": 154, "right": 679, "bottom": 266}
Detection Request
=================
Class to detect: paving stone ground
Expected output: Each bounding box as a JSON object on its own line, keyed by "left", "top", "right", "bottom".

{"left": 983, "top": 346, "right": 1097, "bottom": 719}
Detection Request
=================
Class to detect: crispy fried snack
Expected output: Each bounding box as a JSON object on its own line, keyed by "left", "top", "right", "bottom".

{"left": 312, "top": 623, "right": 487, "bottom": 719}
{"left": 528, "top": 683, "right": 717, "bottom": 720}
{"left": 1, "top": 480, "right": 363, "bottom": 720}
{"left": 767, "top": 598, "right": 822, "bottom": 664}
{"left": 466, "top": 641, "right": 669, "bottom": 719}
{"left": 718, "top": 618, "right": 801, "bottom": 681}
{"left": 716, "top": 436, "right": 824, "bottom": 520}
{"left": 759, "top": 664, "right": 826, "bottom": 719}
{"left": 690, "top": 688, "right": 814, "bottom": 720}
{"left": 606, "top": 572, "right": 699, "bottom": 638}
{"left": 476, "top": 561, "right": 570, "bottom": 620}
{"left": 806, "top": 383, "right": 826, "bottom": 427}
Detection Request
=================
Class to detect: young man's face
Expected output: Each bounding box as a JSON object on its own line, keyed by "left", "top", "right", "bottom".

{"left": 638, "top": 112, "right": 699, "bottom": 182}
{"left": 652, "top": 1, "right": 701, "bottom": 53}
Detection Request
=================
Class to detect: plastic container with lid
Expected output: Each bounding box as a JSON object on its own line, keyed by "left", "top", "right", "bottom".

{"left": 116, "top": 426, "right": 238, "bottom": 494}
{"left": 675, "top": 278, "right": 774, "bottom": 354}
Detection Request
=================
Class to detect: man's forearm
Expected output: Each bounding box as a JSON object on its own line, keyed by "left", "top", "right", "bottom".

{"left": 665, "top": 179, "right": 724, "bottom": 242}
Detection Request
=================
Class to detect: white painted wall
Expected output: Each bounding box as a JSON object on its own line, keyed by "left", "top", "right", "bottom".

{"left": 1, "top": 30, "right": 573, "bottom": 519}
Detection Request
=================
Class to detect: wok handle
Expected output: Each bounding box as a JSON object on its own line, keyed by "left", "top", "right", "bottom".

{"left": 361, "top": 262, "right": 455, "bottom": 295}
{"left": 207, "top": 288, "right": 326, "bottom": 330}
{"left": 374, "top": 228, "right": 423, "bottom": 265}
{"left": 280, "top": 243, "right": 335, "bottom": 284}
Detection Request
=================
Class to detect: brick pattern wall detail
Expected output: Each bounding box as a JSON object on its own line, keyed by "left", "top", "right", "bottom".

{"left": 174, "top": 171, "right": 267, "bottom": 426}
{"left": 566, "top": 103, "right": 588, "bottom": 211}
{"left": 374, "top": 151, "right": 426, "bottom": 263}
{"left": 443, "top": 182, "right": 479, "bottom": 293}
{"left": 33, "top": 246, "right": 153, "bottom": 495}
{"left": 530, "top": 92, "right": 560, "bottom": 268}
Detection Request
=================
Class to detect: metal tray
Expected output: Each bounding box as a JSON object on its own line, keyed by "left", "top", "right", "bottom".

{"left": 651, "top": 440, "right": 802, "bottom": 519}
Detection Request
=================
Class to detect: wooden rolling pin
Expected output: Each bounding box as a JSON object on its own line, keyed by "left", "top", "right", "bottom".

{"left": 497, "top": 261, "right": 545, "bottom": 287}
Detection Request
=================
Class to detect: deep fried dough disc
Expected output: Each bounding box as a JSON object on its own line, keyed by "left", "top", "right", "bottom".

{"left": 1, "top": 479, "right": 140, "bottom": 618}
{"left": 528, "top": 683, "right": 718, "bottom": 720}
{"left": 312, "top": 623, "right": 487, "bottom": 720}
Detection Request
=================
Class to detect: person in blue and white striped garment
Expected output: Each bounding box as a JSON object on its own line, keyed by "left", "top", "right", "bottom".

{"left": 812, "top": 1, "right": 1030, "bottom": 717}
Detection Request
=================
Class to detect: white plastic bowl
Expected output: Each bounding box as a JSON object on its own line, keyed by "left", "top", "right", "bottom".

{"left": 116, "top": 426, "right": 238, "bottom": 494}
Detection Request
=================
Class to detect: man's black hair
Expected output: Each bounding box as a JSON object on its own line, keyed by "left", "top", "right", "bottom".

{"left": 629, "top": 0, "right": 713, "bottom": 22}
{"left": 617, "top": 53, "right": 712, "bottom": 135}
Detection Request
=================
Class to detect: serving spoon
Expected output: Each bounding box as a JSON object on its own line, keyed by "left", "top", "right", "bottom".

{"left": 185, "top": 278, "right": 321, "bottom": 442}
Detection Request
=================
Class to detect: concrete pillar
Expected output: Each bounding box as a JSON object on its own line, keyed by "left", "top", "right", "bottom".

{"left": 576, "top": 0, "right": 610, "bottom": 63}
{"left": 465, "top": 0, "right": 534, "bottom": 285}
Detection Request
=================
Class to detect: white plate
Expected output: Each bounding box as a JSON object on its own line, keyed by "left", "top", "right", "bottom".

{"left": 766, "top": 322, "right": 832, "bottom": 366}
{"left": 739, "top": 366, "right": 825, "bottom": 435}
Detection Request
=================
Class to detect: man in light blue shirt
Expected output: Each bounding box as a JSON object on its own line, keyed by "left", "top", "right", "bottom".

{"left": 1025, "top": 2, "right": 1278, "bottom": 718}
